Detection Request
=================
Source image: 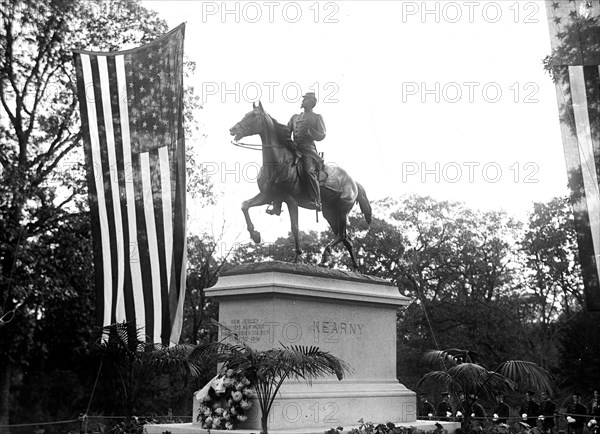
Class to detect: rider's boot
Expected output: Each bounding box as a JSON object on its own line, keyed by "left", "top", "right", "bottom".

{"left": 266, "top": 201, "right": 283, "bottom": 216}
{"left": 307, "top": 172, "right": 322, "bottom": 212}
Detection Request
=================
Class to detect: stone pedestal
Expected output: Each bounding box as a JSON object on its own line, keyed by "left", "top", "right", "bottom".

{"left": 198, "top": 261, "right": 415, "bottom": 432}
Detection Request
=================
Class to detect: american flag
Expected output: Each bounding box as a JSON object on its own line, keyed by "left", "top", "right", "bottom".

{"left": 74, "top": 24, "right": 187, "bottom": 344}
{"left": 545, "top": 1, "right": 600, "bottom": 310}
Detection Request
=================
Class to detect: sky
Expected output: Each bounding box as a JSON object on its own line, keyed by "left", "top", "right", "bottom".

{"left": 141, "top": 0, "right": 569, "bottom": 246}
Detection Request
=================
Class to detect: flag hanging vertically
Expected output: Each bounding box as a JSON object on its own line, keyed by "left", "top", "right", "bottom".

{"left": 74, "top": 24, "right": 187, "bottom": 343}
{"left": 545, "top": 1, "right": 600, "bottom": 311}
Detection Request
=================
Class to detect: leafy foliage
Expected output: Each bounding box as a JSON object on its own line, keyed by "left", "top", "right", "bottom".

{"left": 92, "top": 323, "right": 202, "bottom": 418}
{"left": 557, "top": 310, "right": 600, "bottom": 392}
{"left": 0, "top": 0, "right": 171, "bottom": 426}
{"left": 417, "top": 348, "right": 553, "bottom": 431}
{"left": 0, "top": 0, "right": 208, "bottom": 426}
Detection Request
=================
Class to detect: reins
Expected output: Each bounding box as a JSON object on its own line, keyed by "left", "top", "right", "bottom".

{"left": 231, "top": 140, "right": 262, "bottom": 151}
{"left": 230, "top": 139, "right": 290, "bottom": 151}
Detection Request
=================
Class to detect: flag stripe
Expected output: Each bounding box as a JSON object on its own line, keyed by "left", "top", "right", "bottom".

{"left": 148, "top": 152, "right": 170, "bottom": 345}
{"left": 106, "top": 55, "right": 134, "bottom": 336}
{"left": 569, "top": 66, "right": 600, "bottom": 286}
{"left": 159, "top": 146, "right": 174, "bottom": 345}
{"left": 75, "top": 24, "right": 187, "bottom": 343}
{"left": 115, "top": 55, "right": 152, "bottom": 340}
{"left": 132, "top": 143, "right": 155, "bottom": 342}
{"left": 554, "top": 63, "right": 600, "bottom": 310}
{"left": 106, "top": 56, "right": 135, "bottom": 336}
{"left": 98, "top": 55, "right": 128, "bottom": 324}
{"left": 76, "top": 56, "right": 106, "bottom": 329}
{"left": 139, "top": 152, "right": 161, "bottom": 344}
{"left": 90, "top": 55, "right": 122, "bottom": 325}
{"left": 546, "top": 2, "right": 600, "bottom": 310}
{"left": 587, "top": 66, "right": 600, "bottom": 190}
{"left": 81, "top": 54, "right": 114, "bottom": 328}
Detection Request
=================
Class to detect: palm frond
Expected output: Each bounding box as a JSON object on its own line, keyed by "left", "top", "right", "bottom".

{"left": 449, "top": 363, "right": 515, "bottom": 398}
{"left": 444, "top": 348, "right": 479, "bottom": 363}
{"left": 417, "top": 370, "right": 456, "bottom": 391}
{"left": 278, "top": 345, "right": 352, "bottom": 382}
{"left": 422, "top": 349, "right": 475, "bottom": 370}
{"left": 497, "top": 360, "right": 554, "bottom": 393}
{"left": 143, "top": 343, "right": 203, "bottom": 377}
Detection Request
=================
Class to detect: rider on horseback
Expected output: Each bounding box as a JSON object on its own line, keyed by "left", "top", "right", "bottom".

{"left": 266, "top": 92, "right": 326, "bottom": 215}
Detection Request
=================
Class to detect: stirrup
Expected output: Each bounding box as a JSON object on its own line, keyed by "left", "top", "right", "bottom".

{"left": 307, "top": 201, "right": 321, "bottom": 212}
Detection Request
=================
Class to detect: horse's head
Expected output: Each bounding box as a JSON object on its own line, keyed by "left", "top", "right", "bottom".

{"left": 229, "top": 101, "right": 269, "bottom": 141}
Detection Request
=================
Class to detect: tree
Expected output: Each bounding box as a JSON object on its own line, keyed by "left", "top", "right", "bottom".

{"left": 191, "top": 328, "right": 350, "bottom": 434}
{"left": 182, "top": 233, "right": 229, "bottom": 346}
{"left": 556, "top": 310, "right": 600, "bottom": 393}
{"left": 231, "top": 230, "right": 328, "bottom": 266}
{"left": 417, "top": 348, "right": 553, "bottom": 432}
{"left": 345, "top": 196, "right": 529, "bottom": 385}
{"left": 517, "top": 197, "right": 584, "bottom": 370}
{"left": 0, "top": 0, "right": 173, "bottom": 428}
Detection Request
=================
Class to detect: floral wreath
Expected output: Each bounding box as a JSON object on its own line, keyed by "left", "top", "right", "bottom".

{"left": 196, "top": 369, "right": 253, "bottom": 430}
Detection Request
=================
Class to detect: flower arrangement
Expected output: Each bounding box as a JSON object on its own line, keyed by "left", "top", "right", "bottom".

{"left": 196, "top": 369, "right": 253, "bottom": 430}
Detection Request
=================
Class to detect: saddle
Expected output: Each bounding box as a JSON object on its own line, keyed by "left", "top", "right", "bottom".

{"left": 258, "top": 156, "right": 329, "bottom": 186}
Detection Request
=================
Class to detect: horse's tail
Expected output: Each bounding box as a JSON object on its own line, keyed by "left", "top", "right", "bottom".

{"left": 356, "top": 182, "right": 372, "bottom": 225}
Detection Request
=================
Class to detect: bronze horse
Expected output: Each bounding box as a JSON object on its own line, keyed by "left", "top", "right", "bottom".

{"left": 229, "top": 102, "right": 372, "bottom": 270}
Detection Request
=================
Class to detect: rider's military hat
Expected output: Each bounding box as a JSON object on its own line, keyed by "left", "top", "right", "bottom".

{"left": 302, "top": 92, "right": 317, "bottom": 101}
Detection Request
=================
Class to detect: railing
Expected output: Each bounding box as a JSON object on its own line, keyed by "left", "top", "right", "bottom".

{"left": 0, "top": 414, "right": 193, "bottom": 434}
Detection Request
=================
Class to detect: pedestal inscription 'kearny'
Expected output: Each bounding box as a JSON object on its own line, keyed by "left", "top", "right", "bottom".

{"left": 229, "top": 99, "right": 372, "bottom": 270}
{"left": 311, "top": 321, "right": 364, "bottom": 336}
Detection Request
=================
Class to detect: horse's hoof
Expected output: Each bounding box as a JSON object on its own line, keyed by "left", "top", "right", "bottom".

{"left": 250, "top": 231, "right": 261, "bottom": 243}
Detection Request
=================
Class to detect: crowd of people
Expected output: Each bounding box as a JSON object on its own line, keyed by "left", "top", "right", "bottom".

{"left": 417, "top": 389, "right": 600, "bottom": 433}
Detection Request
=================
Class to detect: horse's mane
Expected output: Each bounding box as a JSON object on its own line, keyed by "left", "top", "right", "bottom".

{"left": 270, "top": 117, "right": 295, "bottom": 147}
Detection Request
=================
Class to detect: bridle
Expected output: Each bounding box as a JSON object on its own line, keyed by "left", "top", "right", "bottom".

{"left": 230, "top": 111, "right": 288, "bottom": 150}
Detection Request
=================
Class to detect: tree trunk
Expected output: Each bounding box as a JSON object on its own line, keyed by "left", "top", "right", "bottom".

{"left": 0, "top": 359, "right": 11, "bottom": 434}
{"left": 261, "top": 413, "right": 269, "bottom": 434}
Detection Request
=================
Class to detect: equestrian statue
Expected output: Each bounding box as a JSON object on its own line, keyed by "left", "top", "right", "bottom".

{"left": 229, "top": 94, "right": 371, "bottom": 270}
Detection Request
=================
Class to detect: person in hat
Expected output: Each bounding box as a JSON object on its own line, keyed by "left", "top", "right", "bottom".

{"left": 493, "top": 392, "right": 510, "bottom": 425}
{"left": 469, "top": 394, "right": 487, "bottom": 426}
{"left": 566, "top": 392, "right": 587, "bottom": 434}
{"left": 418, "top": 393, "right": 436, "bottom": 420}
{"left": 455, "top": 392, "right": 466, "bottom": 419}
{"left": 519, "top": 390, "right": 540, "bottom": 427}
{"left": 437, "top": 392, "right": 453, "bottom": 421}
{"left": 539, "top": 390, "right": 557, "bottom": 434}
{"left": 590, "top": 388, "right": 600, "bottom": 418}
{"left": 287, "top": 92, "right": 326, "bottom": 211}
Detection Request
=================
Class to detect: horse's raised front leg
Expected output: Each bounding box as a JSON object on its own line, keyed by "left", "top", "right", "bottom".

{"left": 281, "top": 195, "right": 302, "bottom": 262}
{"left": 242, "top": 192, "right": 271, "bottom": 244}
